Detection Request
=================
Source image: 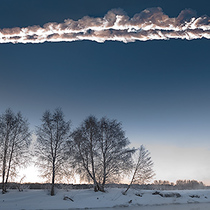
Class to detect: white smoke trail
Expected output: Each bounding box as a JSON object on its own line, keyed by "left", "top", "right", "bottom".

{"left": 0, "top": 7, "right": 209, "bottom": 44}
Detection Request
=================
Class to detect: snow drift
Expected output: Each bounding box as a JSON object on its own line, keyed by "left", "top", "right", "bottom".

{"left": 1, "top": 188, "right": 210, "bottom": 210}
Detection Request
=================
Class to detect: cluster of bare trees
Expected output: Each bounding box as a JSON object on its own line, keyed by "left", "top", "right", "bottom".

{"left": 0, "top": 108, "right": 155, "bottom": 195}
{"left": 69, "top": 116, "right": 136, "bottom": 192}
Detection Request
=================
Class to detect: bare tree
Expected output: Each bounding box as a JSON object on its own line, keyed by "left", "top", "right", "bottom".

{"left": 70, "top": 116, "right": 134, "bottom": 192}
{"left": 97, "top": 117, "right": 134, "bottom": 191}
{"left": 70, "top": 116, "right": 100, "bottom": 191}
{"left": 123, "top": 145, "right": 155, "bottom": 194}
{"left": 0, "top": 109, "right": 31, "bottom": 194}
{"left": 35, "top": 108, "right": 71, "bottom": 196}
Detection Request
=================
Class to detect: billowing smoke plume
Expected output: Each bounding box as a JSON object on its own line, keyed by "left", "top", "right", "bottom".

{"left": 0, "top": 7, "right": 209, "bottom": 44}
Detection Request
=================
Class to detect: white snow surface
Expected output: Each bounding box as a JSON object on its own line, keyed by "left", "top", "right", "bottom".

{"left": 1, "top": 188, "right": 210, "bottom": 210}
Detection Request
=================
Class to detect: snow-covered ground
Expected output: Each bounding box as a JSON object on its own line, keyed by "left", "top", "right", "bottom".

{"left": 1, "top": 188, "right": 210, "bottom": 210}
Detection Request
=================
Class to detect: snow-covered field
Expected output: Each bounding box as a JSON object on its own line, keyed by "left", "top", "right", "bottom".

{"left": 1, "top": 188, "right": 210, "bottom": 210}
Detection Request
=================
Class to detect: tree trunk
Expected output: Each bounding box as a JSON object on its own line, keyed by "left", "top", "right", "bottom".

{"left": 99, "top": 184, "right": 105, "bottom": 192}
{"left": 94, "top": 181, "right": 104, "bottom": 192}
{"left": 2, "top": 159, "right": 6, "bottom": 194}
{"left": 51, "top": 182, "right": 55, "bottom": 196}
{"left": 90, "top": 131, "right": 98, "bottom": 192}
{"left": 94, "top": 181, "right": 99, "bottom": 192}
{"left": 2, "top": 135, "right": 9, "bottom": 194}
{"left": 4, "top": 142, "right": 15, "bottom": 193}
{"left": 123, "top": 147, "right": 143, "bottom": 195}
{"left": 123, "top": 160, "right": 139, "bottom": 195}
{"left": 123, "top": 183, "right": 131, "bottom": 195}
{"left": 101, "top": 151, "right": 106, "bottom": 192}
{"left": 2, "top": 171, "right": 6, "bottom": 194}
{"left": 51, "top": 158, "right": 55, "bottom": 196}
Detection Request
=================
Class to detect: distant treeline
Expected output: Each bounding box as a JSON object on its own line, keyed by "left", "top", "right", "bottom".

{"left": 149, "top": 180, "right": 206, "bottom": 190}
{"left": 0, "top": 180, "right": 207, "bottom": 191}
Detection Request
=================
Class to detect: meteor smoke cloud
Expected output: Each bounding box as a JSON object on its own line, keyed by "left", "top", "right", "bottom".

{"left": 0, "top": 7, "right": 209, "bottom": 44}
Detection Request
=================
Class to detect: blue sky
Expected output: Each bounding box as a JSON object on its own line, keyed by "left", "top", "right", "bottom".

{"left": 0, "top": 0, "right": 210, "bottom": 183}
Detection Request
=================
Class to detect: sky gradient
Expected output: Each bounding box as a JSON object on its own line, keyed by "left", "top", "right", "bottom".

{"left": 0, "top": 0, "right": 210, "bottom": 184}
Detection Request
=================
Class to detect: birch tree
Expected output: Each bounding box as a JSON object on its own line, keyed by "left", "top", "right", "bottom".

{"left": 35, "top": 108, "right": 71, "bottom": 196}
{"left": 71, "top": 116, "right": 100, "bottom": 191}
{"left": 97, "top": 117, "right": 134, "bottom": 191}
{"left": 70, "top": 116, "right": 134, "bottom": 192}
{"left": 0, "top": 109, "right": 31, "bottom": 194}
{"left": 123, "top": 145, "right": 155, "bottom": 194}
